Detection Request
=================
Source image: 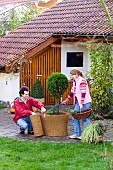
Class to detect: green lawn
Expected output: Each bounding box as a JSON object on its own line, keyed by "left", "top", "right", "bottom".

{"left": 0, "top": 137, "right": 113, "bottom": 170}
{"left": 0, "top": 104, "right": 6, "bottom": 109}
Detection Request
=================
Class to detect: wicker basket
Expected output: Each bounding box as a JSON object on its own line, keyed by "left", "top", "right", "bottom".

{"left": 72, "top": 108, "right": 92, "bottom": 120}
{"left": 40, "top": 112, "right": 69, "bottom": 136}
{"left": 30, "top": 114, "right": 44, "bottom": 137}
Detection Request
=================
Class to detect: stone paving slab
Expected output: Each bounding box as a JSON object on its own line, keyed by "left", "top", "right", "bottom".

{"left": 0, "top": 108, "right": 113, "bottom": 142}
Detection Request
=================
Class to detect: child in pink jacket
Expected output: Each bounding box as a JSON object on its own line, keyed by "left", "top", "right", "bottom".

{"left": 63, "top": 69, "right": 91, "bottom": 139}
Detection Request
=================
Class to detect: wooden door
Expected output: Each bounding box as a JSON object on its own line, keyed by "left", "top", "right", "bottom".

{"left": 21, "top": 46, "right": 60, "bottom": 104}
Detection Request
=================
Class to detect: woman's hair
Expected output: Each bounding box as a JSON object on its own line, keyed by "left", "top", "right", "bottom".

{"left": 70, "top": 69, "right": 85, "bottom": 78}
{"left": 19, "top": 86, "right": 29, "bottom": 96}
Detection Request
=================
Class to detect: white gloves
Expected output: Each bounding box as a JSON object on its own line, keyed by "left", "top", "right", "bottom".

{"left": 32, "top": 108, "right": 46, "bottom": 115}
{"left": 32, "top": 112, "right": 36, "bottom": 115}
{"left": 79, "top": 104, "right": 83, "bottom": 110}
{"left": 62, "top": 101, "right": 66, "bottom": 105}
{"left": 41, "top": 107, "right": 46, "bottom": 113}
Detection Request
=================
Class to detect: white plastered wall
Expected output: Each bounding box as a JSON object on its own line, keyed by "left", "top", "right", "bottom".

{"left": 0, "top": 72, "right": 20, "bottom": 104}
{"left": 61, "top": 40, "right": 91, "bottom": 79}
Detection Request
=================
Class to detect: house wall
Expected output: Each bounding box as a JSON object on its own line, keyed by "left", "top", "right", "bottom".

{"left": 61, "top": 40, "right": 91, "bottom": 80}
{"left": 0, "top": 73, "right": 20, "bottom": 104}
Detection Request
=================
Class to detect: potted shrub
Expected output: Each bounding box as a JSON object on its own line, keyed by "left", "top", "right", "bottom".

{"left": 47, "top": 72, "right": 68, "bottom": 104}
{"left": 41, "top": 72, "right": 69, "bottom": 136}
{"left": 30, "top": 78, "right": 44, "bottom": 112}
{"left": 81, "top": 121, "right": 106, "bottom": 144}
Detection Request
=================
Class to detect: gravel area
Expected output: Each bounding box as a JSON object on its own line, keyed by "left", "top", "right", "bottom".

{"left": 0, "top": 107, "right": 113, "bottom": 142}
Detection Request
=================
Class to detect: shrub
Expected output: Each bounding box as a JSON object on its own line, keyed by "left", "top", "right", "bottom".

{"left": 46, "top": 72, "right": 68, "bottom": 114}
{"left": 30, "top": 79, "right": 44, "bottom": 99}
{"left": 87, "top": 42, "right": 113, "bottom": 119}
{"left": 82, "top": 122, "right": 106, "bottom": 144}
{"left": 46, "top": 72, "right": 68, "bottom": 103}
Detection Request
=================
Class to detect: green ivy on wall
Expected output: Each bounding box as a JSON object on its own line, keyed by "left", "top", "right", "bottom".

{"left": 87, "top": 42, "right": 113, "bottom": 118}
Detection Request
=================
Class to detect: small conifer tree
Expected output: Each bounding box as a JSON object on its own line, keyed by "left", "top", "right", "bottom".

{"left": 30, "top": 79, "right": 44, "bottom": 99}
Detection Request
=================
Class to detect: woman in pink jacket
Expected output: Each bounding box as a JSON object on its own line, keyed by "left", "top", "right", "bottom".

{"left": 63, "top": 69, "right": 91, "bottom": 139}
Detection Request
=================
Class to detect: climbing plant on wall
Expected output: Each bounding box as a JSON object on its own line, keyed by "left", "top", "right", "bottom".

{"left": 87, "top": 42, "right": 113, "bottom": 118}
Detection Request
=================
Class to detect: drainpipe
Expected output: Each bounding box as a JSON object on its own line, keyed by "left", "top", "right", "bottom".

{"left": 19, "top": 55, "right": 25, "bottom": 88}
{"left": 19, "top": 60, "right": 22, "bottom": 88}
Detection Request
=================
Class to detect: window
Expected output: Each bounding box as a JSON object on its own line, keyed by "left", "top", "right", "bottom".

{"left": 67, "top": 52, "right": 83, "bottom": 67}
{"left": 0, "top": 66, "right": 5, "bottom": 70}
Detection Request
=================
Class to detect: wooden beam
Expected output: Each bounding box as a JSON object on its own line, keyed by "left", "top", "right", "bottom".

{"left": 23, "top": 37, "right": 58, "bottom": 61}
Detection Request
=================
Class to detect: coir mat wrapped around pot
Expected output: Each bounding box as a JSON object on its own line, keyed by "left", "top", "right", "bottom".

{"left": 30, "top": 114, "right": 44, "bottom": 137}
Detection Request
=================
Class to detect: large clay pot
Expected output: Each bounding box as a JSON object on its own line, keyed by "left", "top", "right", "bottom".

{"left": 40, "top": 112, "right": 69, "bottom": 136}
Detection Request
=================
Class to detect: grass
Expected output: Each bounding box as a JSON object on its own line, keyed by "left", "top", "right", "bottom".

{"left": 0, "top": 104, "right": 6, "bottom": 109}
{"left": 0, "top": 137, "right": 113, "bottom": 170}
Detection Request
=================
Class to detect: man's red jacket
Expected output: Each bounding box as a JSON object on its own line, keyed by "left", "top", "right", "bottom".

{"left": 13, "top": 97, "right": 44, "bottom": 123}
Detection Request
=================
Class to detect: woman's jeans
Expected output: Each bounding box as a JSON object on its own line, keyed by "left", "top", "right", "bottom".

{"left": 17, "top": 116, "right": 33, "bottom": 131}
{"left": 72, "top": 102, "right": 91, "bottom": 136}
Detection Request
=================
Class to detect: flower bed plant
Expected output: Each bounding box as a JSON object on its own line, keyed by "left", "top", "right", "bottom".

{"left": 82, "top": 121, "right": 106, "bottom": 144}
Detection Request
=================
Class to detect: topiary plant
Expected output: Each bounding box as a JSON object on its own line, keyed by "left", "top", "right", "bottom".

{"left": 46, "top": 72, "right": 68, "bottom": 115}
{"left": 30, "top": 78, "right": 44, "bottom": 99}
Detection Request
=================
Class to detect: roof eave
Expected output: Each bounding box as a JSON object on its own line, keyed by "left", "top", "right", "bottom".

{"left": 52, "top": 33, "right": 113, "bottom": 42}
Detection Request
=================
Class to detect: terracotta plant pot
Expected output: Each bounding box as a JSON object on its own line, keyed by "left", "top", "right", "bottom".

{"left": 9, "top": 108, "right": 15, "bottom": 114}
{"left": 98, "top": 135, "right": 104, "bottom": 143}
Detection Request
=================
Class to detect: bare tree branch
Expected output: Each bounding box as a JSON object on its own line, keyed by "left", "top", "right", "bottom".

{"left": 100, "top": 0, "right": 113, "bottom": 29}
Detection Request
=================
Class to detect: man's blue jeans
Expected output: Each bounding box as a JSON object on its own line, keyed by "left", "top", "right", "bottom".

{"left": 72, "top": 102, "right": 91, "bottom": 136}
{"left": 17, "top": 116, "right": 33, "bottom": 131}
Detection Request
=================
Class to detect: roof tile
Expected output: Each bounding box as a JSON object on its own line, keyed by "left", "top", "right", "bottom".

{"left": 0, "top": 0, "right": 113, "bottom": 66}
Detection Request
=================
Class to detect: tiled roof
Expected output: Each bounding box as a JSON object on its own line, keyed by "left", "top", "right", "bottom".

{"left": 0, "top": 0, "right": 113, "bottom": 67}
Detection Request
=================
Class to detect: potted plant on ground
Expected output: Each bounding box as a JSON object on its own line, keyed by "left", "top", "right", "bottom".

{"left": 81, "top": 121, "right": 106, "bottom": 144}
{"left": 30, "top": 78, "right": 44, "bottom": 112}
{"left": 41, "top": 72, "right": 69, "bottom": 136}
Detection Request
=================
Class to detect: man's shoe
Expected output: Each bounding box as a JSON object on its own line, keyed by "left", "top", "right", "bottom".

{"left": 20, "top": 129, "right": 24, "bottom": 134}
{"left": 28, "top": 130, "right": 34, "bottom": 135}
{"left": 69, "top": 134, "right": 81, "bottom": 140}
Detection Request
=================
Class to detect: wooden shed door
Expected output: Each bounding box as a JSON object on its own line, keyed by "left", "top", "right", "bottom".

{"left": 21, "top": 46, "right": 61, "bottom": 104}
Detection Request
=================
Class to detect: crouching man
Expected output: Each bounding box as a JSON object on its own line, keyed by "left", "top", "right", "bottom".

{"left": 13, "top": 86, "right": 46, "bottom": 135}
